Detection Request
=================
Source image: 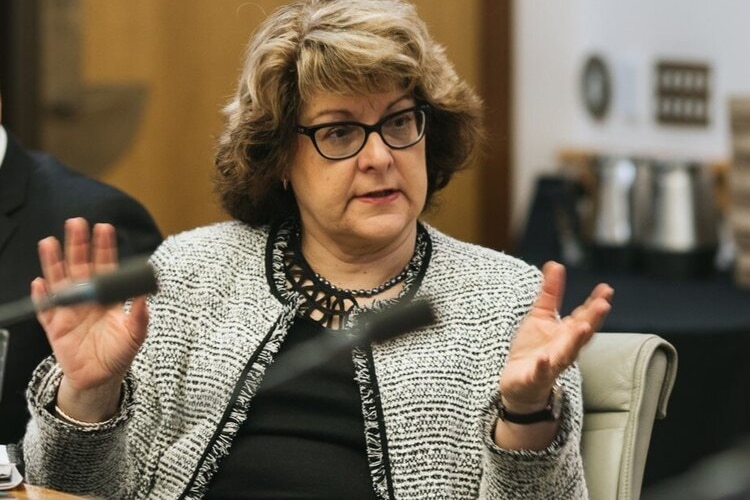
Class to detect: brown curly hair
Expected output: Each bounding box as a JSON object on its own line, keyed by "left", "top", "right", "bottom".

{"left": 214, "top": 0, "right": 484, "bottom": 226}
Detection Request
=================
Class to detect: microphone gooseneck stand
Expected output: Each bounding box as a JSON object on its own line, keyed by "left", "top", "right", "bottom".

{"left": 0, "top": 257, "right": 158, "bottom": 328}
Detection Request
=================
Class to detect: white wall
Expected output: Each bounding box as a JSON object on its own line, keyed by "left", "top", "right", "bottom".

{"left": 513, "top": 0, "right": 750, "bottom": 236}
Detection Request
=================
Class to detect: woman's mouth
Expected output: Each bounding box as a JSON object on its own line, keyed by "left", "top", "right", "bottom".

{"left": 356, "top": 189, "right": 400, "bottom": 204}
{"left": 366, "top": 189, "right": 396, "bottom": 197}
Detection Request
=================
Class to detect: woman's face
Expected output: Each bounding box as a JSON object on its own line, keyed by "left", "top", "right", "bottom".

{"left": 290, "top": 90, "right": 428, "bottom": 253}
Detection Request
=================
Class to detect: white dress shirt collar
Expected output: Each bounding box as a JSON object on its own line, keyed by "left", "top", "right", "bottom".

{"left": 0, "top": 126, "right": 7, "bottom": 170}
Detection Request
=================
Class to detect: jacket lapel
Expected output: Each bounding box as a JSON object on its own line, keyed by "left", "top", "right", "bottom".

{"left": 0, "top": 135, "right": 32, "bottom": 253}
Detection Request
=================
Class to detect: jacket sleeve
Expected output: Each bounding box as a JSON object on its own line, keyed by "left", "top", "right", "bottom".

{"left": 476, "top": 261, "right": 589, "bottom": 499}
{"left": 478, "top": 364, "right": 589, "bottom": 499}
{"left": 21, "top": 357, "right": 140, "bottom": 499}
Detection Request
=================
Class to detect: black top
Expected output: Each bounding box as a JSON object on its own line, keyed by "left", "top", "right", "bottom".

{"left": 204, "top": 317, "right": 377, "bottom": 500}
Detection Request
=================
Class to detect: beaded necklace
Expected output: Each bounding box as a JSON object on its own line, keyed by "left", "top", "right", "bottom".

{"left": 313, "top": 265, "right": 409, "bottom": 298}
{"left": 279, "top": 219, "right": 426, "bottom": 329}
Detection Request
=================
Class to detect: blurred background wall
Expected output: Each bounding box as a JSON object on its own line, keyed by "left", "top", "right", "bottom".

{"left": 514, "top": 0, "right": 750, "bottom": 237}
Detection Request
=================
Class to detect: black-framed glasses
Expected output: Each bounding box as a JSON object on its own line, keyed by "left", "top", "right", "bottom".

{"left": 296, "top": 104, "right": 429, "bottom": 160}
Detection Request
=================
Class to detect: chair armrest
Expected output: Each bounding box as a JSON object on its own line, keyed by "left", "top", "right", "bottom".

{"left": 578, "top": 332, "right": 677, "bottom": 419}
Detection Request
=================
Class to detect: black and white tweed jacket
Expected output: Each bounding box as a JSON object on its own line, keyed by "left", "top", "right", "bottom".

{"left": 23, "top": 221, "right": 588, "bottom": 499}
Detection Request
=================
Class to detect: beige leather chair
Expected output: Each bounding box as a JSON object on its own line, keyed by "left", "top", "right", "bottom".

{"left": 578, "top": 333, "right": 678, "bottom": 500}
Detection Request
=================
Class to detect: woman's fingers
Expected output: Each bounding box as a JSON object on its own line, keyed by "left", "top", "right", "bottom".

{"left": 127, "top": 297, "right": 149, "bottom": 345}
{"left": 30, "top": 277, "right": 54, "bottom": 327}
{"left": 532, "top": 261, "right": 566, "bottom": 318}
{"left": 38, "top": 236, "right": 66, "bottom": 288}
{"left": 547, "top": 282, "right": 612, "bottom": 371}
{"left": 39, "top": 218, "right": 119, "bottom": 288}
{"left": 562, "top": 314, "right": 595, "bottom": 349}
{"left": 568, "top": 283, "right": 614, "bottom": 333}
{"left": 553, "top": 290, "right": 612, "bottom": 371}
{"left": 92, "top": 223, "right": 118, "bottom": 274}
{"left": 63, "top": 218, "right": 92, "bottom": 281}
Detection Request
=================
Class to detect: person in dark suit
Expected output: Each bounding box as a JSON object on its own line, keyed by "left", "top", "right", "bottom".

{"left": 0, "top": 95, "right": 163, "bottom": 444}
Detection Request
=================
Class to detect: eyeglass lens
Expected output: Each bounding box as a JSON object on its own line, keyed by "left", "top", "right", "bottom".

{"left": 313, "top": 108, "right": 425, "bottom": 160}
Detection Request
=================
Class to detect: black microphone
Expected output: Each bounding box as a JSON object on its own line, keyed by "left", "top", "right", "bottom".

{"left": 260, "top": 298, "right": 436, "bottom": 391}
{"left": 0, "top": 257, "right": 158, "bottom": 328}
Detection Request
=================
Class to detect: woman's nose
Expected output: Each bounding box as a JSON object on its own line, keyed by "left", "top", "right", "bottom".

{"left": 356, "top": 131, "right": 393, "bottom": 171}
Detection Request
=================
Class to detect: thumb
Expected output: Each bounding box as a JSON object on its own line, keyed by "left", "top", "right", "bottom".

{"left": 531, "top": 261, "right": 566, "bottom": 317}
{"left": 126, "top": 296, "right": 149, "bottom": 346}
{"left": 31, "top": 277, "right": 54, "bottom": 329}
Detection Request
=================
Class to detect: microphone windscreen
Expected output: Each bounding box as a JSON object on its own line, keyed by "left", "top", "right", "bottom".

{"left": 260, "top": 299, "right": 436, "bottom": 391}
{"left": 93, "top": 258, "right": 158, "bottom": 304}
{"left": 361, "top": 299, "right": 435, "bottom": 343}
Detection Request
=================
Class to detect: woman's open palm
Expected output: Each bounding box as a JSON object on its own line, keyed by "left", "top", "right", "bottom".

{"left": 32, "top": 218, "right": 148, "bottom": 392}
{"left": 500, "top": 261, "right": 613, "bottom": 406}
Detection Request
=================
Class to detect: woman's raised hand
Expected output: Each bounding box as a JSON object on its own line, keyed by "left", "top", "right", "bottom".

{"left": 499, "top": 261, "right": 613, "bottom": 414}
{"left": 31, "top": 217, "right": 149, "bottom": 421}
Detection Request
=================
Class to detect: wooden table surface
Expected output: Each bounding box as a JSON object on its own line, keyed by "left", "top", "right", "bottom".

{"left": 2, "top": 484, "right": 95, "bottom": 499}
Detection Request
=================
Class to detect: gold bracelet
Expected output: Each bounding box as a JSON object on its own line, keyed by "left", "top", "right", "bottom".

{"left": 54, "top": 404, "right": 116, "bottom": 428}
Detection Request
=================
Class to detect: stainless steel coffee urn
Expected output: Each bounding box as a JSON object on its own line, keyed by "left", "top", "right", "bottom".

{"left": 590, "top": 156, "right": 719, "bottom": 278}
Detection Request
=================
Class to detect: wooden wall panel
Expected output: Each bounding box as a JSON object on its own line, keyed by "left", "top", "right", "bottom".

{"left": 73, "top": 0, "right": 287, "bottom": 236}
{"left": 412, "top": 0, "right": 482, "bottom": 244}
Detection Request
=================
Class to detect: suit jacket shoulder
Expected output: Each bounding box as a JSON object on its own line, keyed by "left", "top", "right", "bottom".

{"left": 0, "top": 135, "right": 163, "bottom": 264}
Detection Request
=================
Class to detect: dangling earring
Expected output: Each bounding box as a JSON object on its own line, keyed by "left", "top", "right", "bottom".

{"left": 282, "top": 178, "right": 289, "bottom": 191}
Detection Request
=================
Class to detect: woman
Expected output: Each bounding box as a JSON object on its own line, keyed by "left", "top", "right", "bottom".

{"left": 22, "top": 0, "right": 612, "bottom": 498}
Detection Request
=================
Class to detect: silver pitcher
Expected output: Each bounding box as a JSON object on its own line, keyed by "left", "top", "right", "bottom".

{"left": 638, "top": 160, "right": 719, "bottom": 277}
{"left": 590, "top": 156, "right": 650, "bottom": 270}
{"left": 592, "top": 156, "right": 644, "bottom": 247}
{"left": 639, "top": 160, "right": 718, "bottom": 253}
